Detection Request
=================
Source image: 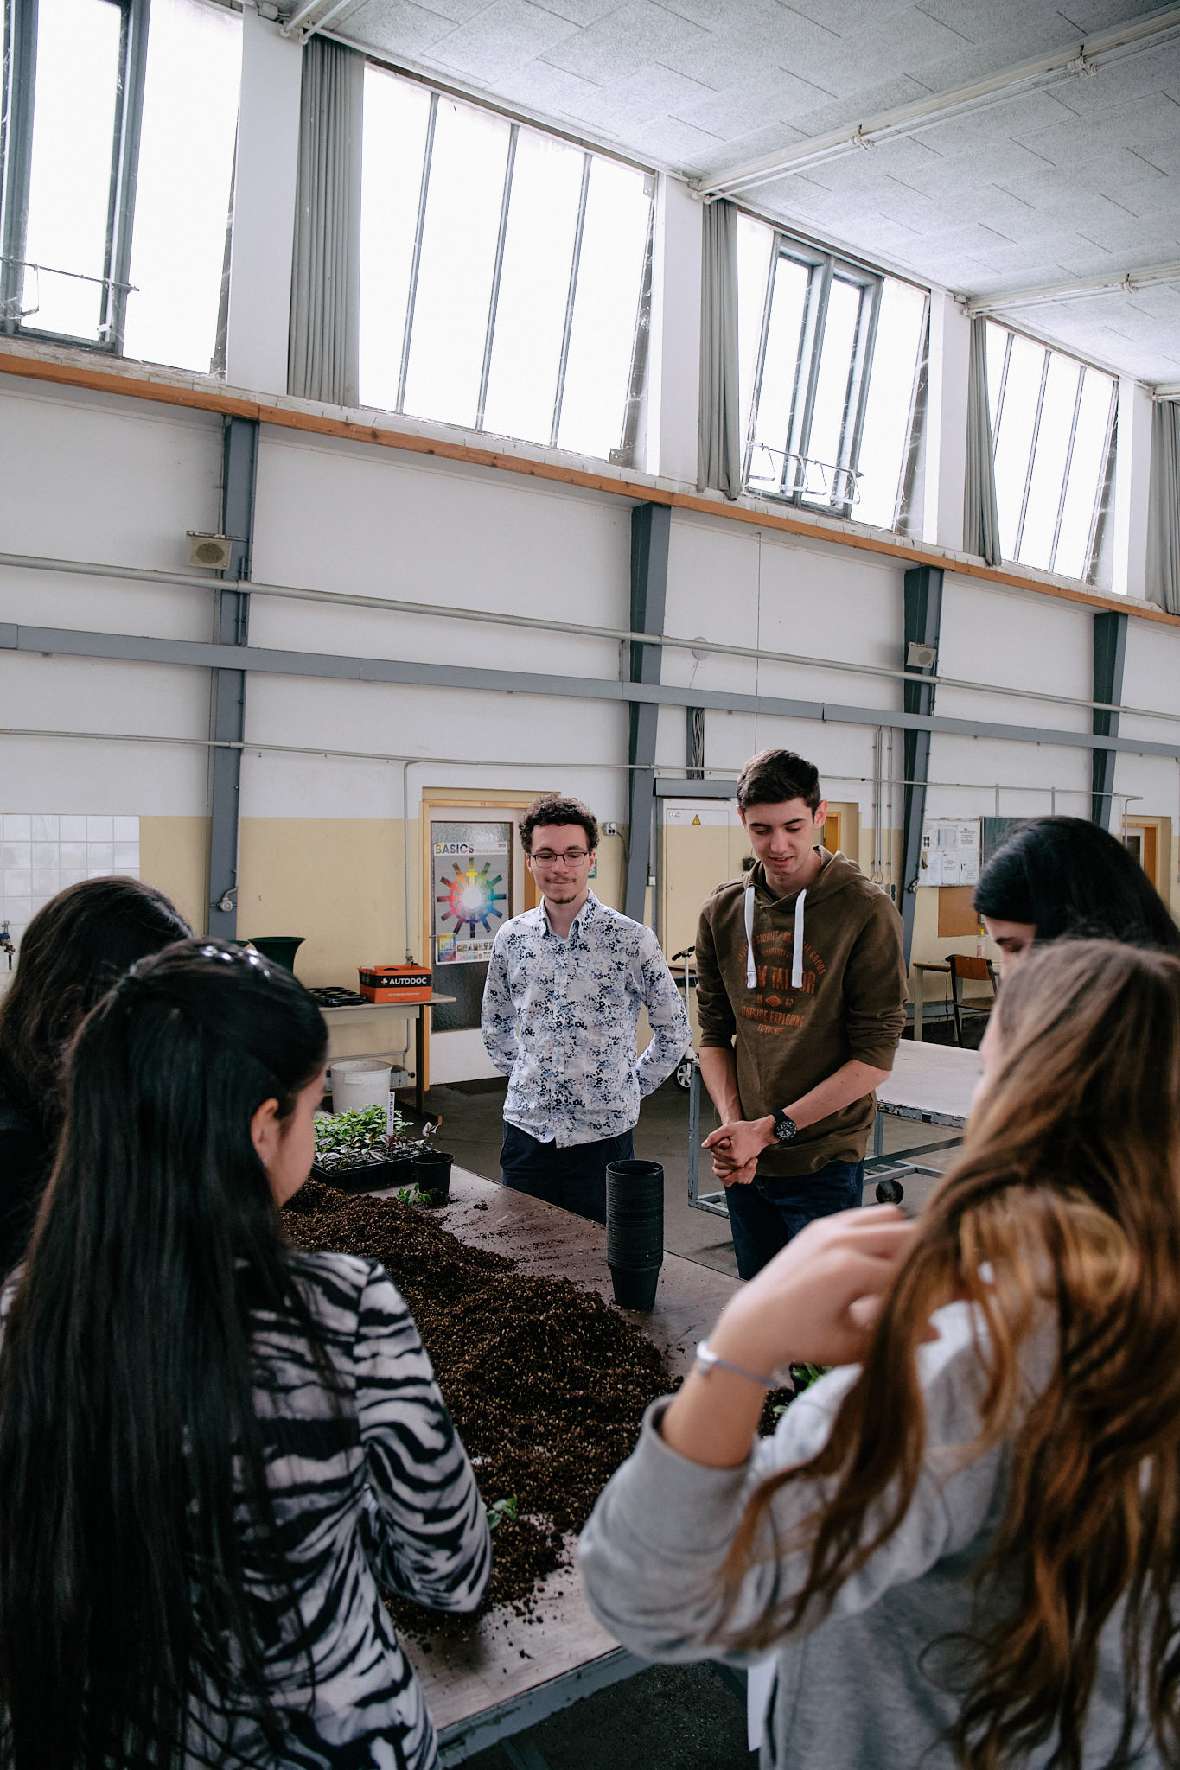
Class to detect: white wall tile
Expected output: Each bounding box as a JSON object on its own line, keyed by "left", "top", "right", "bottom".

{"left": 114, "top": 844, "right": 139, "bottom": 870}
{"left": 60, "top": 816, "right": 85, "bottom": 840}
{"left": 0, "top": 843, "right": 30, "bottom": 869}
{"left": 2, "top": 816, "right": 30, "bottom": 840}
{"left": 31, "top": 867, "right": 59, "bottom": 892}
{"left": 4, "top": 896, "right": 31, "bottom": 923}
{"left": 32, "top": 841, "right": 57, "bottom": 865}
{"left": 3, "top": 868, "right": 31, "bottom": 896}
{"left": 86, "top": 816, "right": 114, "bottom": 840}
{"left": 59, "top": 869, "right": 87, "bottom": 886}
{"left": 113, "top": 816, "right": 138, "bottom": 841}
{"left": 86, "top": 843, "right": 114, "bottom": 869}
{"left": 30, "top": 814, "right": 59, "bottom": 839}
{"left": 60, "top": 842, "right": 84, "bottom": 868}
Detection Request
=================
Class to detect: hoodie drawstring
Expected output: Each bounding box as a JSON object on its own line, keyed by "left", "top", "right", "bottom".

{"left": 745, "top": 882, "right": 808, "bottom": 991}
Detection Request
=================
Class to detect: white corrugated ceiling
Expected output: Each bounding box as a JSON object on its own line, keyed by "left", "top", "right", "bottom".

{"left": 281, "top": 0, "right": 1180, "bottom": 380}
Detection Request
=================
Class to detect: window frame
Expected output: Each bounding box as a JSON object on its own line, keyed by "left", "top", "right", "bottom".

{"left": 987, "top": 319, "right": 1118, "bottom": 580}
{"left": 1, "top": 0, "right": 148, "bottom": 353}
{"left": 366, "top": 68, "right": 655, "bottom": 466}
{"left": 744, "top": 237, "right": 883, "bottom": 519}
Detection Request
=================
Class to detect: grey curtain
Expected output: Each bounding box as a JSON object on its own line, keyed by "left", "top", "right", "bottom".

{"left": 1147, "top": 399, "right": 1180, "bottom": 616}
{"left": 962, "top": 314, "right": 1001, "bottom": 565}
{"left": 697, "top": 199, "right": 741, "bottom": 499}
{"left": 288, "top": 37, "right": 363, "bottom": 407}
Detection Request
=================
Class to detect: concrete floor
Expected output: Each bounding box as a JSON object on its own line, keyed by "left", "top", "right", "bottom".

{"left": 414, "top": 1058, "right": 961, "bottom": 1282}
{"left": 404, "top": 1047, "right": 962, "bottom": 1768}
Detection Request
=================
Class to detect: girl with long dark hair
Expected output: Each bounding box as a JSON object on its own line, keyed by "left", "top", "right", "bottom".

{"left": 581, "top": 940, "right": 1180, "bottom": 1767}
{"left": 0, "top": 876, "right": 192, "bottom": 1273}
{"left": 973, "top": 814, "right": 1179, "bottom": 971}
{"left": 0, "top": 939, "right": 489, "bottom": 1769}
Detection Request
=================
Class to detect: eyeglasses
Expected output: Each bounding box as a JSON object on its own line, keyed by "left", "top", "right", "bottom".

{"left": 530, "top": 849, "right": 590, "bottom": 865}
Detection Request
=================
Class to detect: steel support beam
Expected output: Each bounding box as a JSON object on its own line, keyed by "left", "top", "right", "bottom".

{"left": 900, "top": 566, "right": 943, "bottom": 965}
{"left": 206, "top": 418, "right": 258, "bottom": 939}
{"left": 5, "top": 616, "right": 1180, "bottom": 764}
{"left": 624, "top": 504, "right": 670, "bottom": 924}
{"left": 1091, "top": 609, "right": 1128, "bottom": 830}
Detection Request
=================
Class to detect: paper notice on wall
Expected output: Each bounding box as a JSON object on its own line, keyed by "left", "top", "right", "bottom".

{"left": 920, "top": 818, "right": 980, "bottom": 886}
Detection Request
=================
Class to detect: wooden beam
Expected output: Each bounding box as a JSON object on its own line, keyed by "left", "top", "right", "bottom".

{"left": 4, "top": 344, "right": 1178, "bottom": 632}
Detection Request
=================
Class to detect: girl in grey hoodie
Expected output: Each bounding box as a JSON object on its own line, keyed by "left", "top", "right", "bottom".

{"left": 581, "top": 939, "right": 1180, "bottom": 1769}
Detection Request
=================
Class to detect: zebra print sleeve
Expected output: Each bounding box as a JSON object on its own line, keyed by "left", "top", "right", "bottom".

{"left": 354, "top": 1263, "right": 491, "bottom": 1615}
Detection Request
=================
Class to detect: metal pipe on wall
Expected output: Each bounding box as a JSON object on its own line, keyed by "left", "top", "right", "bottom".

{"left": 2, "top": 547, "right": 1177, "bottom": 729}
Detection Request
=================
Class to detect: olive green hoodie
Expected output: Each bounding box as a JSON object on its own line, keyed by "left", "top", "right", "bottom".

{"left": 695, "top": 849, "right": 907, "bottom": 1177}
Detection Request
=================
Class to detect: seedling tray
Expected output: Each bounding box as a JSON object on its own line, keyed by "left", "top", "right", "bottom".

{"left": 311, "top": 1156, "right": 417, "bottom": 1195}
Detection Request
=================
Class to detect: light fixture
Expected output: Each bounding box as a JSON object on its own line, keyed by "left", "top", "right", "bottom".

{"left": 694, "top": 6, "right": 1180, "bottom": 200}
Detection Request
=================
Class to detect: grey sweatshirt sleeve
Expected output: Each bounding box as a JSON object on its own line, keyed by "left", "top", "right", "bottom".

{"left": 578, "top": 1303, "right": 1006, "bottom": 1665}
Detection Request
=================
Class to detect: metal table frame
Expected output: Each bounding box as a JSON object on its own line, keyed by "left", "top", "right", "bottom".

{"left": 320, "top": 994, "right": 455, "bottom": 1117}
{"left": 687, "top": 1044, "right": 978, "bottom": 1217}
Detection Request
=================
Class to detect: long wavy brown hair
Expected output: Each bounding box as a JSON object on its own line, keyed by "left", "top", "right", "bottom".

{"left": 721, "top": 938, "right": 1180, "bottom": 1769}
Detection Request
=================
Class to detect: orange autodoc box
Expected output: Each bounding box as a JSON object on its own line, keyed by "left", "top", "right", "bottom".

{"left": 358, "top": 964, "right": 433, "bottom": 1004}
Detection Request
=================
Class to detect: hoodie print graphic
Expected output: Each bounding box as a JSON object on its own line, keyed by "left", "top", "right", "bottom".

{"left": 695, "top": 851, "right": 908, "bottom": 1176}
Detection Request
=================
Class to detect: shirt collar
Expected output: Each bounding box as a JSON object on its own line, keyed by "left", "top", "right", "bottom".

{"left": 532, "top": 889, "right": 599, "bottom": 937}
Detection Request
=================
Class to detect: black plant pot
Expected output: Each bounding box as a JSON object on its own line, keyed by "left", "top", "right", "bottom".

{"left": 607, "top": 1260, "right": 662, "bottom": 1312}
{"left": 414, "top": 1150, "right": 453, "bottom": 1204}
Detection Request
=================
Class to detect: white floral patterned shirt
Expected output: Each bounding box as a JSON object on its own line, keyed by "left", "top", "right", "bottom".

{"left": 480, "top": 893, "right": 690, "bottom": 1148}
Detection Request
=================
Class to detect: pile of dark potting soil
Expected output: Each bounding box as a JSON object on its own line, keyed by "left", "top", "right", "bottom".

{"left": 282, "top": 1178, "right": 673, "bottom": 1628}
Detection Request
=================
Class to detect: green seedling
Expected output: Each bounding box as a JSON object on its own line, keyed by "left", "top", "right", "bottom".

{"left": 313, "top": 1105, "right": 412, "bottom": 1173}
{"left": 487, "top": 1496, "right": 519, "bottom": 1532}
{"left": 771, "top": 1364, "right": 828, "bottom": 1420}
{"left": 394, "top": 1185, "right": 432, "bottom": 1207}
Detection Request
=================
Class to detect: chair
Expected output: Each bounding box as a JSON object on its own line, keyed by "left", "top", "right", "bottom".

{"left": 947, "top": 954, "right": 997, "bottom": 1047}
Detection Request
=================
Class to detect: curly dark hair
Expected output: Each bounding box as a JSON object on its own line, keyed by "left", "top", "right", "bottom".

{"left": 519, "top": 795, "right": 599, "bottom": 854}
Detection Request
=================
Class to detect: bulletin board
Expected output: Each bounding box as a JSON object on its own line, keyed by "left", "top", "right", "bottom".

{"left": 919, "top": 819, "right": 980, "bottom": 887}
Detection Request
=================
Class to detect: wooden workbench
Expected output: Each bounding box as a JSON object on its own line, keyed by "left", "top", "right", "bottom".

{"left": 392, "top": 1165, "right": 739, "bottom": 1765}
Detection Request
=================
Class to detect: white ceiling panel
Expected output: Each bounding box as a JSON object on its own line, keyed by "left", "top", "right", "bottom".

{"left": 292, "top": 0, "right": 1180, "bottom": 379}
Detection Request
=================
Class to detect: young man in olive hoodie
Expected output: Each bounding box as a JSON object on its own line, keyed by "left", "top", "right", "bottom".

{"left": 695, "top": 749, "right": 907, "bottom": 1279}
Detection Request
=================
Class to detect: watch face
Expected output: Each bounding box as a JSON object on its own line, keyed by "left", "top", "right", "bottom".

{"left": 775, "top": 1113, "right": 797, "bottom": 1143}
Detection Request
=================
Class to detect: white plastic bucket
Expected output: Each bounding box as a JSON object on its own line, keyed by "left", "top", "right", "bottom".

{"left": 330, "top": 1059, "right": 393, "bottom": 1114}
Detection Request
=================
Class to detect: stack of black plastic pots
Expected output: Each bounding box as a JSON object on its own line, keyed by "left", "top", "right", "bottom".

{"left": 606, "top": 1159, "right": 664, "bottom": 1311}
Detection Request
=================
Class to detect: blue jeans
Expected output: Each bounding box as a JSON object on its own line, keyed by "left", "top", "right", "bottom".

{"left": 725, "top": 1159, "right": 865, "bottom": 1280}
{"left": 500, "top": 1121, "right": 634, "bottom": 1225}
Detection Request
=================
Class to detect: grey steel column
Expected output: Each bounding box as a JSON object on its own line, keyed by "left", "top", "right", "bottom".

{"left": 900, "top": 565, "right": 943, "bottom": 966}
{"left": 623, "top": 503, "right": 670, "bottom": 925}
{"left": 205, "top": 417, "right": 258, "bottom": 938}
{"left": 1091, "top": 609, "right": 1127, "bottom": 830}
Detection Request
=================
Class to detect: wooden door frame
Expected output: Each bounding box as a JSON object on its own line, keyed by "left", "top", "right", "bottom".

{"left": 419, "top": 789, "right": 551, "bottom": 1091}
{"left": 1124, "top": 814, "right": 1169, "bottom": 894}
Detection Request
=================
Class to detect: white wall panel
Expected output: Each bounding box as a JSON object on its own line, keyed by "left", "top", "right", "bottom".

{"left": 252, "top": 433, "right": 630, "bottom": 640}
{"left": 936, "top": 575, "right": 1092, "bottom": 734}
{"left": 1118, "top": 618, "right": 1180, "bottom": 749}
{"left": 0, "top": 654, "right": 208, "bottom": 813}
{"left": 0, "top": 381, "right": 221, "bottom": 570}
{"left": 241, "top": 675, "right": 629, "bottom": 820}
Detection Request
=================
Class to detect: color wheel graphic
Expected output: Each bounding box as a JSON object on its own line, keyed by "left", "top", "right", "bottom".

{"left": 436, "top": 860, "right": 508, "bottom": 939}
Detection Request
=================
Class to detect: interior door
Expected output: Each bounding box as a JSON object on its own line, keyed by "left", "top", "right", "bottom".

{"left": 426, "top": 803, "right": 533, "bottom": 1085}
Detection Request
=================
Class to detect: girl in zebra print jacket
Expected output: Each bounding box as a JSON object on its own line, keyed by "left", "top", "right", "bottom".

{"left": 0, "top": 939, "right": 490, "bottom": 1769}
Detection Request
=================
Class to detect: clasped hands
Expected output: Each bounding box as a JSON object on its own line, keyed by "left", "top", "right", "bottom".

{"left": 702, "top": 1114, "right": 778, "bottom": 1186}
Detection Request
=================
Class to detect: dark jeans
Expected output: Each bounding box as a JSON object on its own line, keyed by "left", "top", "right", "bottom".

{"left": 499, "top": 1121, "right": 634, "bottom": 1225}
{"left": 725, "top": 1158, "right": 865, "bottom": 1280}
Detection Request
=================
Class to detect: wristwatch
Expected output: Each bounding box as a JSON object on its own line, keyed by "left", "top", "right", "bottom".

{"left": 771, "top": 1108, "right": 799, "bottom": 1144}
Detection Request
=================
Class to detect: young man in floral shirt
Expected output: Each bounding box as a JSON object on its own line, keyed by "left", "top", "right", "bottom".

{"left": 481, "top": 794, "right": 689, "bottom": 1223}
